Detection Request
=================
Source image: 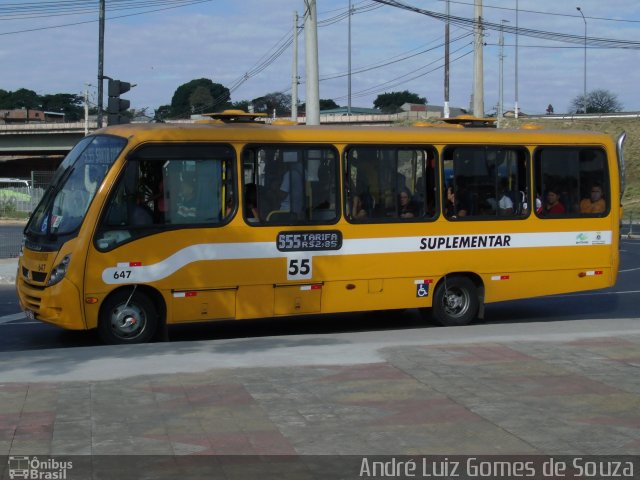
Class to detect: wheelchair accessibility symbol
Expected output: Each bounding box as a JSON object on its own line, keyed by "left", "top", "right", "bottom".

{"left": 414, "top": 279, "right": 433, "bottom": 298}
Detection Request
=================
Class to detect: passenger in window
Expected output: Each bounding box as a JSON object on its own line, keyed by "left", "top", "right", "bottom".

{"left": 225, "top": 195, "right": 235, "bottom": 217}
{"left": 445, "top": 185, "right": 468, "bottom": 218}
{"left": 176, "top": 175, "right": 197, "bottom": 220}
{"left": 541, "top": 187, "right": 565, "bottom": 215}
{"left": 382, "top": 189, "right": 396, "bottom": 216}
{"left": 580, "top": 183, "right": 606, "bottom": 214}
{"left": 279, "top": 162, "right": 304, "bottom": 216}
{"left": 351, "top": 195, "right": 368, "bottom": 219}
{"left": 244, "top": 183, "right": 260, "bottom": 221}
{"left": 151, "top": 178, "right": 167, "bottom": 223}
{"left": 263, "top": 178, "right": 283, "bottom": 217}
{"left": 398, "top": 188, "right": 418, "bottom": 218}
{"left": 497, "top": 179, "right": 514, "bottom": 215}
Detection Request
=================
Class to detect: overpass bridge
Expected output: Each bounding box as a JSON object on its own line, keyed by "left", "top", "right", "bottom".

{"left": 2, "top": 112, "right": 638, "bottom": 159}
{"left": 0, "top": 115, "right": 398, "bottom": 161}
{"left": 0, "top": 122, "right": 92, "bottom": 156}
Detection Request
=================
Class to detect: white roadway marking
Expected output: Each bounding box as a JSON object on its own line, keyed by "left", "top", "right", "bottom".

{"left": 619, "top": 267, "right": 640, "bottom": 273}
{"left": 0, "top": 312, "right": 26, "bottom": 324}
{"left": 551, "top": 290, "right": 640, "bottom": 299}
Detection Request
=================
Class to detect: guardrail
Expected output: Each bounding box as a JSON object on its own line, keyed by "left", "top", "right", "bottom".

{"left": 0, "top": 122, "right": 95, "bottom": 134}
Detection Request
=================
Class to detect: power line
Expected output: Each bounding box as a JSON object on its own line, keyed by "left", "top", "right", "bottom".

{"left": 0, "top": 1, "right": 205, "bottom": 20}
{"left": 429, "top": 0, "right": 640, "bottom": 24}
{"left": 320, "top": 31, "right": 472, "bottom": 81}
{"left": 0, "top": 0, "right": 213, "bottom": 35}
{"left": 171, "top": 1, "right": 388, "bottom": 118}
{"left": 332, "top": 43, "right": 474, "bottom": 102}
{"left": 370, "top": 0, "right": 640, "bottom": 49}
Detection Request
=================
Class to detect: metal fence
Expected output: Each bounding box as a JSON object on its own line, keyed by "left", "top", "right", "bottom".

{"left": 0, "top": 170, "right": 54, "bottom": 258}
{"left": 0, "top": 170, "right": 54, "bottom": 218}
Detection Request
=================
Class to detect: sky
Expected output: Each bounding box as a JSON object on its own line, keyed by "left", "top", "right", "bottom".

{"left": 1, "top": 0, "right": 639, "bottom": 116}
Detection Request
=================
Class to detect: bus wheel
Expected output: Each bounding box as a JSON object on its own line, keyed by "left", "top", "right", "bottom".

{"left": 98, "top": 289, "right": 158, "bottom": 344}
{"left": 432, "top": 276, "right": 479, "bottom": 326}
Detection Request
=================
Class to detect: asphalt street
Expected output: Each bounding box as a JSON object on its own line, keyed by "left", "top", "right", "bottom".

{"left": 0, "top": 237, "right": 638, "bottom": 352}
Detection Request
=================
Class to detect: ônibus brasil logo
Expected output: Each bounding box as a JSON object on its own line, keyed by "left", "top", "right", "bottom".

{"left": 7, "top": 456, "right": 73, "bottom": 479}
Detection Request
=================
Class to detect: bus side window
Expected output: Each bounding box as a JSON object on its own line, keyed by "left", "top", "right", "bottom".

{"left": 242, "top": 145, "right": 339, "bottom": 226}
{"left": 345, "top": 146, "right": 436, "bottom": 222}
{"left": 95, "top": 144, "right": 235, "bottom": 251}
{"left": 443, "top": 146, "right": 529, "bottom": 220}
{"left": 534, "top": 147, "right": 608, "bottom": 218}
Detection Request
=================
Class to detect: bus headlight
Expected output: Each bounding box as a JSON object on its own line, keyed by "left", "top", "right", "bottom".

{"left": 47, "top": 254, "right": 71, "bottom": 286}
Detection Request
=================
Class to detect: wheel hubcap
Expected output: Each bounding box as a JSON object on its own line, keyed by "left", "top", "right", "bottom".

{"left": 443, "top": 287, "right": 470, "bottom": 318}
{"left": 110, "top": 303, "right": 146, "bottom": 339}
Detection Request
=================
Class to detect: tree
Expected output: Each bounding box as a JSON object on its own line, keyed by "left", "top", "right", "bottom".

{"left": 298, "top": 99, "right": 340, "bottom": 114}
{"left": 41, "top": 93, "right": 83, "bottom": 121}
{"left": 319, "top": 99, "right": 339, "bottom": 110}
{"left": 0, "top": 89, "right": 12, "bottom": 109}
{"left": 0, "top": 89, "right": 84, "bottom": 120}
{"left": 169, "top": 78, "right": 231, "bottom": 117}
{"left": 569, "top": 89, "right": 623, "bottom": 114}
{"left": 11, "top": 88, "right": 40, "bottom": 110}
{"left": 251, "top": 92, "right": 291, "bottom": 116}
{"left": 189, "top": 86, "right": 214, "bottom": 113}
{"left": 231, "top": 100, "right": 251, "bottom": 112}
{"left": 154, "top": 105, "right": 172, "bottom": 121}
{"left": 373, "top": 90, "right": 426, "bottom": 113}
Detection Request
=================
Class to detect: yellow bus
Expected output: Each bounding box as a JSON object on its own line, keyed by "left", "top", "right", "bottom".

{"left": 16, "top": 113, "right": 626, "bottom": 344}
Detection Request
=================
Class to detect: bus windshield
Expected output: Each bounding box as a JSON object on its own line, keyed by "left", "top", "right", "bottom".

{"left": 26, "top": 135, "right": 126, "bottom": 238}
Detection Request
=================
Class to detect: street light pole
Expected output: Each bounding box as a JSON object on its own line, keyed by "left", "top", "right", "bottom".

{"left": 472, "top": 0, "right": 484, "bottom": 118}
{"left": 514, "top": 0, "right": 518, "bottom": 119}
{"left": 576, "top": 6, "right": 587, "bottom": 114}
{"left": 348, "top": 0, "right": 352, "bottom": 116}
{"left": 97, "top": 0, "right": 105, "bottom": 128}
{"left": 498, "top": 20, "right": 508, "bottom": 128}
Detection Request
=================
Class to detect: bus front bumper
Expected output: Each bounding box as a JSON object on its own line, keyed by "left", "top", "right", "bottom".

{"left": 16, "top": 276, "right": 86, "bottom": 330}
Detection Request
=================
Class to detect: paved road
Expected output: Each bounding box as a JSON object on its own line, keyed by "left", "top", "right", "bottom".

{"left": 1, "top": 238, "right": 639, "bottom": 353}
{"left": 0, "top": 222, "right": 24, "bottom": 258}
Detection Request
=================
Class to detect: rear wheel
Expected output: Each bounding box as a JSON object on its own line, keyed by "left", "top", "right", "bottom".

{"left": 98, "top": 289, "right": 158, "bottom": 344}
{"left": 431, "top": 276, "right": 479, "bottom": 326}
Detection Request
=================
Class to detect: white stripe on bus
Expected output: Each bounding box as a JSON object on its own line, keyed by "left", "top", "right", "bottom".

{"left": 102, "top": 230, "right": 612, "bottom": 285}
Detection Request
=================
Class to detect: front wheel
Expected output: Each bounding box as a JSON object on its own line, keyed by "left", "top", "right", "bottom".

{"left": 98, "top": 289, "right": 158, "bottom": 344}
{"left": 431, "top": 276, "right": 479, "bottom": 326}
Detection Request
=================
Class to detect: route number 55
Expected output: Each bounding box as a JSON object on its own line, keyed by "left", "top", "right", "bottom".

{"left": 287, "top": 258, "right": 312, "bottom": 280}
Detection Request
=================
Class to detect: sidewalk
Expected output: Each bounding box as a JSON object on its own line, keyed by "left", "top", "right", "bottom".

{"left": 0, "top": 319, "right": 638, "bottom": 478}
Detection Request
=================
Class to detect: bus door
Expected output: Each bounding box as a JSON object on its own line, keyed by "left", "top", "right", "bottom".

{"left": 342, "top": 145, "right": 439, "bottom": 311}
{"left": 90, "top": 143, "right": 239, "bottom": 325}
{"left": 241, "top": 144, "right": 340, "bottom": 316}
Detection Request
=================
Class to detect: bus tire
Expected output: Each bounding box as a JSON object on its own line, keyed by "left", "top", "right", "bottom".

{"left": 432, "top": 276, "right": 479, "bottom": 326}
{"left": 98, "top": 289, "right": 158, "bottom": 344}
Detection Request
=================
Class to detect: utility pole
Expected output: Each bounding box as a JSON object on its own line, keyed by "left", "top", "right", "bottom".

{"left": 84, "top": 84, "right": 90, "bottom": 135}
{"left": 348, "top": 0, "right": 352, "bottom": 116}
{"left": 304, "top": 0, "right": 320, "bottom": 125}
{"left": 498, "top": 20, "right": 508, "bottom": 128}
{"left": 97, "top": 0, "right": 105, "bottom": 128}
{"left": 291, "top": 11, "right": 299, "bottom": 122}
{"left": 515, "top": 0, "right": 519, "bottom": 119}
{"left": 444, "top": 0, "right": 450, "bottom": 118}
{"left": 472, "top": 0, "right": 484, "bottom": 118}
{"left": 577, "top": 6, "right": 587, "bottom": 114}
